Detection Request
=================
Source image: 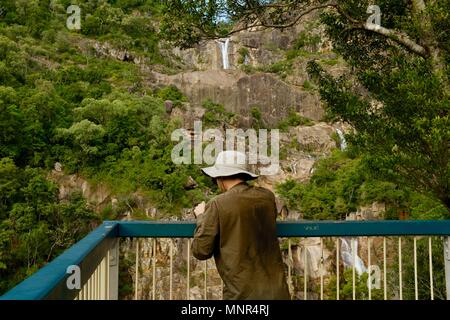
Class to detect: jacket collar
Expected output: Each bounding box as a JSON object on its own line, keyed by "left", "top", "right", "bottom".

{"left": 228, "top": 181, "right": 248, "bottom": 193}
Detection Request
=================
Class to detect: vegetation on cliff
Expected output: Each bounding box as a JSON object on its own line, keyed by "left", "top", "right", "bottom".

{"left": 0, "top": 0, "right": 448, "bottom": 297}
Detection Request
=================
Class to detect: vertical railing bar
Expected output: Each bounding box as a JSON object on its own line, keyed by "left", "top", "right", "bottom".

{"left": 88, "top": 275, "right": 91, "bottom": 300}
{"left": 352, "top": 238, "right": 356, "bottom": 300}
{"left": 204, "top": 260, "right": 208, "bottom": 300}
{"left": 105, "top": 254, "right": 108, "bottom": 300}
{"left": 102, "top": 260, "right": 104, "bottom": 299}
{"left": 99, "top": 264, "right": 102, "bottom": 300}
{"left": 98, "top": 259, "right": 102, "bottom": 300}
{"left": 135, "top": 238, "right": 139, "bottom": 300}
{"left": 99, "top": 258, "right": 105, "bottom": 300}
{"left": 187, "top": 238, "right": 190, "bottom": 300}
{"left": 92, "top": 273, "right": 95, "bottom": 300}
{"left": 94, "top": 268, "right": 97, "bottom": 300}
{"left": 429, "top": 237, "right": 434, "bottom": 300}
{"left": 287, "top": 239, "right": 292, "bottom": 298}
{"left": 97, "top": 266, "right": 100, "bottom": 300}
{"left": 96, "top": 267, "right": 99, "bottom": 300}
{"left": 88, "top": 275, "right": 92, "bottom": 300}
{"left": 94, "top": 267, "right": 97, "bottom": 300}
{"left": 106, "top": 249, "right": 110, "bottom": 300}
{"left": 89, "top": 271, "right": 92, "bottom": 300}
{"left": 304, "top": 241, "right": 307, "bottom": 300}
{"left": 170, "top": 239, "right": 173, "bottom": 300}
{"left": 336, "top": 237, "right": 340, "bottom": 301}
{"left": 414, "top": 237, "right": 418, "bottom": 300}
{"left": 152, "top": 238, "right": 156, "bottom": 300}
{"left": 368, "top": 237, "right": 371, "bottom": 300}
{"left": 93, "top": 268, "right": 96, "bottom": 300}
{"left": 445, "top": 236, "right": 450, "bottom": 300}
{"left": 109, "top": 238, "right": 119, "bottom": 300}
{"left": 320, "top": 237, "right": 324, "bottom": 300}
{"left": 101, "top": 257, "right": 106, "bottom": 300}
{"left": 98, "top": 266, "right": 101, "bottom": 300}
{"left": 383, "top": 237, "right": 387, "bottom": 300}
{"left": 399, "top": 237, "right": 403, "bottom": 300}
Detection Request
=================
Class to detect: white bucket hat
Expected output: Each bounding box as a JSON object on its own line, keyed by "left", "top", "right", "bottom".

{"left": 201, "top": 150, "right": 258, "bottom": 180}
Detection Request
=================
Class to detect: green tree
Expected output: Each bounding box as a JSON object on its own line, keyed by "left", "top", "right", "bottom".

{"left": 0, "top": 159, "right": 98, "bottom": 294}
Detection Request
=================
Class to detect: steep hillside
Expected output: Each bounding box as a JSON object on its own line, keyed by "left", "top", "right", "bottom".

{"left": 1, "top": 0, "right": 447, "bottom": 298}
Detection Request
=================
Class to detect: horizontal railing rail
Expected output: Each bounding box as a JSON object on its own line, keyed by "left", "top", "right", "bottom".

{"left": 118, "top": 220, "right": 450, "bottom": 237}
{"left": 0, "top": 221, "right": 120, "bottom": 300}
{"left": 1, "top": 220, "right": 450, "bottom": 300}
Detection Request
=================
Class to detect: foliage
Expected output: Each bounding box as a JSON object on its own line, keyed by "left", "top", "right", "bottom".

{"left": 306, "top": 1, "right": 449, "bottom": 210}
{"left": 0, "top": 158, "right": 98, "bottom": 294}
{"left": 400, "top": 237, "right": 447, "bottom": 300}
{"left": 237, "top": 47, "right": 249, "bottom": 65}
{"left": 202, "top": 99, "right": 236, "bottom": 128}
{"left": 0, "top": 1, "right": 218, "bottom": 293}
{"left": 277, "top": 109, "right": 313, "bottom": 132}
{"left": 159, "top": 0, "right": 233, "bottom": 49}
{"left": 293, "top": 31, "right": 322, "bottom": 52}
{"left": 276, "top": 150, "right": 448, "bottom": 220}
{"left": 327, "top": 269, "right": 383, "bottom": 300}
{"left": 155, "top": 85, "right": 187, "bottom": 107}
{"left": 250, "top": 106, "right": 264, "bottom": 129}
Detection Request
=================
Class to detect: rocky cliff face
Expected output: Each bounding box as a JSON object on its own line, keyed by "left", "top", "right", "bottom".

{"left": 152, "top": 70, "right": 323, "bottom": 126}
{"left": 150, "top": 12, "right": 331, "bottom": 127}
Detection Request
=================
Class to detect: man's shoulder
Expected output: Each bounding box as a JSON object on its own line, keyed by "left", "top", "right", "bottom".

{"left": 253, "top": 185, "right": 276, "bottom": 198}
{"left": 212, "top": 185, "right": 275, "bottom": 204}
{"left": 209, "top": 191, "right": 232, "bottom": 205}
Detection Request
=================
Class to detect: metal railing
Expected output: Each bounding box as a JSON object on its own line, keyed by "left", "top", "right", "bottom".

{"left": 1, "top": 220, "right": 450, "bottom": 300}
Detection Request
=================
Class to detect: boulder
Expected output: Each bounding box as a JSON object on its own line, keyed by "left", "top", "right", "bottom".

{"left": 154, "top": 70, "right": 323, "bottom": 127}
{"left": 289, "top": 122, "right": 337, "bottom": 153}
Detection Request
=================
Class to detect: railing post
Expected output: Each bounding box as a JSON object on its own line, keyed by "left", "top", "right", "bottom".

{"left": 444, "top": 236, "right": 450, "bottom": 300}
{"left": 108, "top": 238, "right": 120, "bottom": 300}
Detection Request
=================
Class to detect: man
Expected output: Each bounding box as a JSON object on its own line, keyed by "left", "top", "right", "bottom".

{"left": 192, "top": 150, "right": 290, "bottom": 300}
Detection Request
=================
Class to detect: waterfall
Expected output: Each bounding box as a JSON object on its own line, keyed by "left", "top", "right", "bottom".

{"left": 336, "top": 128, "right": 347, "bottom": 151}
{"left": 340, "top": 238, "right": 367, "bottom": 275}
{"left": 217, "top": 38, "right": 230, "bottom": 69}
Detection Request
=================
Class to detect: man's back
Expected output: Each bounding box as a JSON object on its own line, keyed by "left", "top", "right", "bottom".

{"left": 192, "top": 182, "right": 290, "bottom": 300}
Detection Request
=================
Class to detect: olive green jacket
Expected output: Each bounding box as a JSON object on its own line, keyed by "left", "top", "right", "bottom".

{"left": 192, "top": 182, "right": 290, "bottom": 300}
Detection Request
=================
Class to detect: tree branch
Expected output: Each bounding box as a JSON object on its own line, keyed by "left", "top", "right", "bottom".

{"left": 256, "top": 3, "right": 334, "bottom": 29}
{"left": 207, "top": 2, "right": 335, "bottom": 41}
{"left": 334, "top": 5, "right": 428, "bottom": 58}
{"left": 362, "top": 22, "right": 427, "bottom": 57}
{"left": 192, "top": 1, "right": 429, "bottom": 60}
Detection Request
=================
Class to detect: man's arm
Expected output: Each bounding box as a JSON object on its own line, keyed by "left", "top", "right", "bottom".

{"left": 191, "top": 200, "right": 219, "bottom": 260}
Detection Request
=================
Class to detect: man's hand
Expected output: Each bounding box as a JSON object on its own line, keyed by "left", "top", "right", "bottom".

{"left": 193, "top": 201, "right": 206, "bottom": 218}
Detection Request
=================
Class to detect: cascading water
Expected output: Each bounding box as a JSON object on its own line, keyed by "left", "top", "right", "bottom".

{"left": 217, "top": 38, "right": 230, "bottom": 69}
{"left": 340, "top": 238, "right": 367, "bottom": 275}
{"left": 335, "top": 128, "right": 347, "bottom": 151}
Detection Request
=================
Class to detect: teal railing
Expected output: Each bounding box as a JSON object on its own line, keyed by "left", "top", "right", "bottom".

{"left": 1, "top": 220, "right": 450, "bottom": 300}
